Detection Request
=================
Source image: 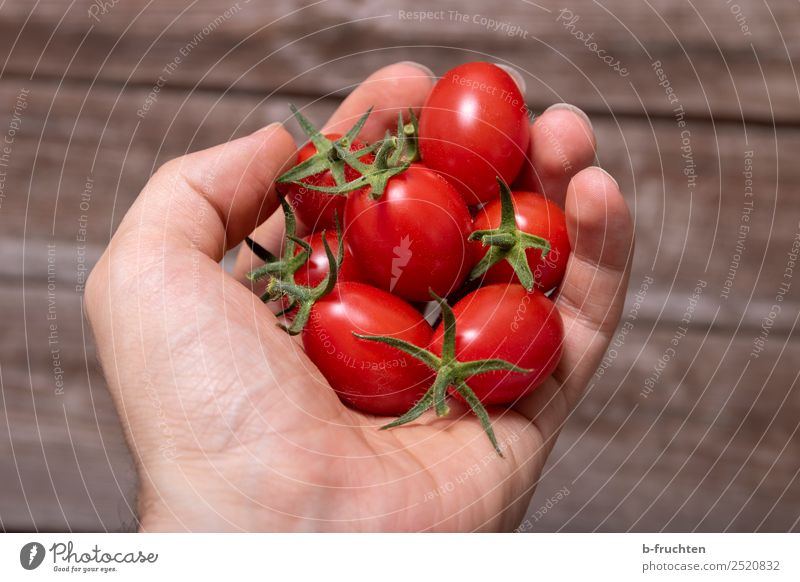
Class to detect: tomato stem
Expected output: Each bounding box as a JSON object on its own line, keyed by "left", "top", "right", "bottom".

{"left": 388, "top": 109, "right": 420, "bottom": 166}
{"left": 469, "top": 178, "right": 552, "bottom": 291}
{"left": 246, "top": 200, "right": 344, "bottom": 336}
{"left": 276, "top": 104, "right": 375, "bottom": 188}
{"left": 478, "top": 232, "right": 516, "bottom": 249}
{"left": 286, "top": 108, "right": 421, "bottom": 200}
{"left": 246, "top": 197, "right": 307, "bottom": 285}
{"left": 354, "top": 291, "right": 531, "bottom": 456}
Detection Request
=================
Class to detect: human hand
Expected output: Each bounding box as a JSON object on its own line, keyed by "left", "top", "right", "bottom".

{"left": 86, "top": 62, "right": 633, "bottom": 531}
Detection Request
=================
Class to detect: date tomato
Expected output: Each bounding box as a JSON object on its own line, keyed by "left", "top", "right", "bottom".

{"left": 294, "top": 230, "right": 363, "bottom": 288}
{"left": 303, "top": 282, "right": 434, "bottom": 415}
{"left": 419, "top": 62, "right": 530, "bottom": 205}
{"left": 471, "top": 191, "right": 570, "bottom": 292}
{"left": 344, "top": 163, "right": 473, "bottom": 302}
{"left": 277, "top": 133, "right": 372, "bottom": 232}
{"left": 430, "top": 284, "right": 563, "bottom": 405}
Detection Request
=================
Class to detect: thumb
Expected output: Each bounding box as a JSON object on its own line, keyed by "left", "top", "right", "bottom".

{"left": 84, "top": 124, "right": 344, "bottom": 465}
{"left": 132, "top": 122, "right": 296, "bottom": 259}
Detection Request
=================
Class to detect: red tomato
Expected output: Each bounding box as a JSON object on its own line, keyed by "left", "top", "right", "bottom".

{"left": 419, "top": 62, "right": 530, "bottom": 205}
{"left": 344, "top": 164, "right": 473, "bottom": 302}
{"left": 303, "top": 282, "right": 434, "bottom": 415}
{"left": 277, "top": 134, "right": 371, "bottom": 232}
{"left": 472, "top": 191, "right": 570, "bottom": 292}
{"left": 294, "top": 231, "right": 363, "bottom": 288}
{"left": 430, "top": 284, "right": 563, "bottom": 405}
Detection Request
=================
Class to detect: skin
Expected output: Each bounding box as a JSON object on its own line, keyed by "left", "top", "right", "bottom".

{"left": 86, "top": 62, "right": 633, "bottom": 531}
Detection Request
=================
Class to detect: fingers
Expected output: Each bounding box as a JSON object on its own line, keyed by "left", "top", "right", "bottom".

{"left": 323, "top": 61, "right": 435, "bottom": 142}
{"left": 514, "top": 103, "right": 597, "bottom": 206}
{"left": 515, "top": 166, "right": 633, "bottom": 421}
{"left": 232, "top": 61, "right": 435, "bottom": 282}
{"left": 132, "top": 123, "right": 297, "bottom": 259}
{"left": 558, "top": 167, "right": 633, "bottom": 327}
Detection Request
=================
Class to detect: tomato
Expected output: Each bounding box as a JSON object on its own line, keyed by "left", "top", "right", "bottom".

{"left": 344, "top": 163, "right": 473, "bottom": 302}
{"left": 472, "top": 191, "right": 570, "bottom": 292}
{"left": 419, "top": 62, "right": 530, "bottom": 205}
{"left": 277, "top": 133, "right": 372, "bottom": 232}
{"left": 430, "top": 284, "right": 563, "bottom": 405}
{"left": 303, "top": 282, "right": 434, "bottom": 415}
{"left": 293, "top": 231, "right": 363, "bottom": 288}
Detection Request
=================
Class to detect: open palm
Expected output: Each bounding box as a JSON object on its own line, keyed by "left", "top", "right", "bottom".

{"left": 86, "top": 62, "right": 633, "bottom": 531}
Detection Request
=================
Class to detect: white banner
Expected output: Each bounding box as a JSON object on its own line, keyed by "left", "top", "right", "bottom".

{"left": 0, "top": 533, "right": 797, "bottom": 580}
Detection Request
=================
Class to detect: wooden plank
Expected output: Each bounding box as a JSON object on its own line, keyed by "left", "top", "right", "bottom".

{"left": 0, "top": 80, "right": 335, "bottom": 240}
{"left": 1, "top": 80, "right": 798, "bottom": 326}
{"left": 1, "top": 67, "right": 799, "bottom": 530}
{"left": 0, "top": 0, "right": 798, "bottom": 120}
{"left": 3, "top": 195, "right": 798, "bottom": 532}
{"left": 0, "top": 282, "right": 137, "bottom": 532}
{"left": 3, "top": 273, "right": 798, "bottom": 531}
{"left": 526, "top": 325, "right": 800, "bottom": 532}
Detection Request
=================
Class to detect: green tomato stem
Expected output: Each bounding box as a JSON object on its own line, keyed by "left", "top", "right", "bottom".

{"left": 468, "top": 177, "right": 552, "bottom": 291}
{"left": 354, "top": 290, "right": 532, "bottom": 456}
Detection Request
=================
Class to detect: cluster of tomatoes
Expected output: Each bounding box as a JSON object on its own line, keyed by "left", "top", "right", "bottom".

{"left": 248, "top": 62, "right": 568, "bottom": 453}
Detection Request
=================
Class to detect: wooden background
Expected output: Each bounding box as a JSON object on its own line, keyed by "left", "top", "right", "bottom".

{"left": 1, "top": 0, "right": 799, "bottom": 532}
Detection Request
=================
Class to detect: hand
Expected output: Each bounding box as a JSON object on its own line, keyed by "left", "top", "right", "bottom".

{"left": 86, "top": 62, "right": 633, "bottom": 531}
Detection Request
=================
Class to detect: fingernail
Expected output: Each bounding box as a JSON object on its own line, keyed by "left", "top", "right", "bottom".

{"left": 255, "top": 121, "right": 283, "bottom": 135}
{"left": 495, "top": 64, "right": 526, "bottom": 94}
{"left": 545, "top": 102, "right": 593, "bottom": 132}
{"left": 396, "top": 61, "right": 436, "bottom": 81}
{"left": 595, "top": 166, "right": 619, "bottom": 188}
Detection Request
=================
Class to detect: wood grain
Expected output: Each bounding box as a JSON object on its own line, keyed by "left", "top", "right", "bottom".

{"left": 0, "top": 282, "right": 137, "bottom": 532}
{"left": 3, "top": 275, "right": 798, "bottom": 531}
{"left": 0, "top": 0, "right": 798, "bottom": 120}
{"left": 533, "top": 326, "right": 800, "bottom": 532}
{"left": 1, "top": 80, "right": 798, "bottom": 325}
{"left": 1, "top": 0, "right": 799, "bottom": 532}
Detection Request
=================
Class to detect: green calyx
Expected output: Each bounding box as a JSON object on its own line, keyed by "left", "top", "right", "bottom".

{"left": 245, "top": 200, "right": 343, "bottom": 336}
{"left": 284, "top": 109, "right": 420, "bottom": 200}
{"left": 387, "top": 108, "right": 420, "bottom": 167}
{"left": 354, "top": 291, "right": 531, "bottom": 456}
{"left": 246, "top": 196, "right": 308, "bottom": 310}
{"left": 276, "top": 104, "right": 376, "bottom": 189}
{"left": 469, "top": 178, "right": 551, "bottom": 291}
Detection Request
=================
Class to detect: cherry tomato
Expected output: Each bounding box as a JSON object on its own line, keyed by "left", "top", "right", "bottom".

{"left": 277, "top": 134, "right": 371, "bottom": 232}
{"left": 472, "top": 191, "right": 570, "bottom": 292}
{"left": 303, "top": 282, "right": 434, "bottom": 415}
{"left": 344, "top": 164, "right": 473, "bottom": 302}
{"left": 294, "top": 231, "right": 363, "bottom": 288}
{"left": 419, "top": 62, "right": 530, "bottom": 205}
{"left": 430, "top": 284, "right": 563, "bottom": 405}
